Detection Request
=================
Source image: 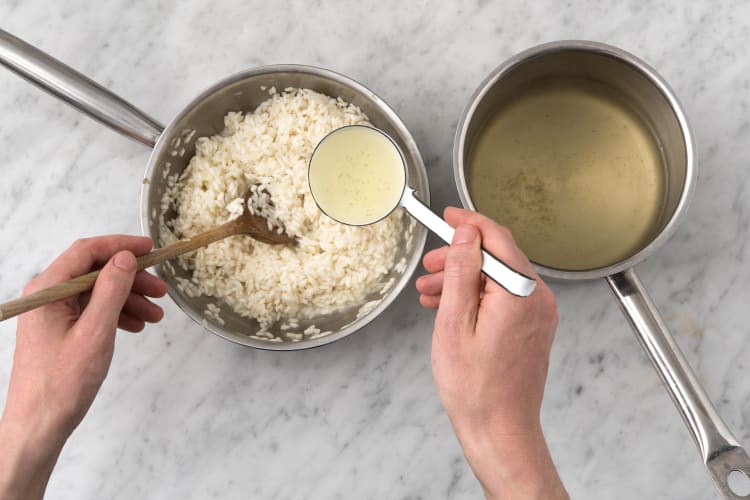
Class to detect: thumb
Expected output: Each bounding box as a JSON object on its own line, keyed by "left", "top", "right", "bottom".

{"left": 436, "top": 224, "right": 482, "bottom": 334}
{"left": 78, "top": 251, "right": 137, "bottom": 335}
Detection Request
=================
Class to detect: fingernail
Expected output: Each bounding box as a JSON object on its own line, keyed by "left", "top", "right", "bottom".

{"left": 453, "top": 224, "right": 477, "bottom": 245}
{"left": 113, "top": 252, "right": 136, "bottom": 272}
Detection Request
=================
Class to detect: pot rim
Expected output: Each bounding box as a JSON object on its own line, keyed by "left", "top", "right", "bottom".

{"left": 139, "top": 64, "right": 429, "bottom": 350}
{"left": 453, "top": 40, "right": 696, "bottom": 281}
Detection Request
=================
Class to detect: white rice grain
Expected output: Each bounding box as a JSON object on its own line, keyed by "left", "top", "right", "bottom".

{"left": 160, "top": 88, "right": 403, "bottom": 331}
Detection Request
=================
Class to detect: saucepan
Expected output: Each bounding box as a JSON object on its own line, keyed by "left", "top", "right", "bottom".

{"left": 0, "top": 29, "right": 429, "bottom": 350}
{"left": 454, "top": 40, "right": 750, "bottom": 498}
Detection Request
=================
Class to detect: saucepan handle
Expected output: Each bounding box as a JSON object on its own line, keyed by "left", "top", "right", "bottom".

{"left": 607, "top": 268, "right": 750, "bottom": 499}
{"left": 0, "top": 29, "right": 163, "bottom": 148}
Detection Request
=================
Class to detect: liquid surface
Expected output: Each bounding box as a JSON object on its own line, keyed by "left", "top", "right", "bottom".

{"left": 309, "top": 126, "right": 406, "bottom": 225}
{"left": 468, "top": 77, "right": 665, "bottom": 271}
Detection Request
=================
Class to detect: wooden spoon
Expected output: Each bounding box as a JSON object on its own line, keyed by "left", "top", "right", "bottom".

{"left": 0, "top": 189, "right": 293, "bottom": 321}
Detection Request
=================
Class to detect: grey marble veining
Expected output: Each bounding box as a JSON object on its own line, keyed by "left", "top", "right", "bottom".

{"left": 1, "top": 0, "right": 750, "bottom": 498}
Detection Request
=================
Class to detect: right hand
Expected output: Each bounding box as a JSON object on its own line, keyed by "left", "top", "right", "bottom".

{"left": 416, "top": 207, "right": 567, "bottom": 500}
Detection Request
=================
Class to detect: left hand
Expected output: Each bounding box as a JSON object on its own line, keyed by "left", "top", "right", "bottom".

{"left": 0, "top": 235, "right": 167, "bottom": 500}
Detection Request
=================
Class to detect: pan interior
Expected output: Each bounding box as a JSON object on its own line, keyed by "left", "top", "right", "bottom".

{"left": 463, "top": 50, "right": 688, "bottom": 273}
{"left": 141, "top": 67, "right": 427, "bottom": 348}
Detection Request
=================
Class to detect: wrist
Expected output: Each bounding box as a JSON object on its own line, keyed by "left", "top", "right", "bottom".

{"left": 0, "top": 411, "right": 66, "bottom": 500}
{"left": 457, "top": 421, "right": 568, "bottom": 500}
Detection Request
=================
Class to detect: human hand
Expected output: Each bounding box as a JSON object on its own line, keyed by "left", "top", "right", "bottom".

{"left": 0, "top": 236, "right": 167, "bottom": 500}
{"left": 416, "top": 207, "right": 567, "bottom": 500}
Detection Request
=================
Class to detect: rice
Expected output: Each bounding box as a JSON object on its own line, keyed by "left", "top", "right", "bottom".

{"left": 160, "top": 88, "right": 404, "bottom": 331}
{"left": 203, "top": 302, "right": 225, "bottom": 326}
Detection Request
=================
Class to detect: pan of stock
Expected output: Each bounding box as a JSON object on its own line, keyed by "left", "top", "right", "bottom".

{"left": 0, "top": 29, "right": 430, "bottom": 350}
{"left": 454, "top": 40, "right": 750, "bottom": 498}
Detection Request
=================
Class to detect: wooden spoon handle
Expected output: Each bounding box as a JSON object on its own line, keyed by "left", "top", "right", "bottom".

{"left": 135, "top": 220, "right": 242, "bottom": 269}
{"left": 0, "top": 269, "right": 103, "bottom": 321}
{"left": 0, "top": 221, "right": 243, "bottom": 322}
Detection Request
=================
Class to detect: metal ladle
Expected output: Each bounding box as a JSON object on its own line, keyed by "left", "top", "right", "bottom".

{"left": 308, "top": 125, "right": 536, "bottom": 297}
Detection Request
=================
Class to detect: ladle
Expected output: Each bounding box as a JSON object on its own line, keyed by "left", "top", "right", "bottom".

{"left": 308, "top": 125, "right": 536, "bottom": 297}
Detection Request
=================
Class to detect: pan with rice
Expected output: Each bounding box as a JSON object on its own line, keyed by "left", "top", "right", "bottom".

{"left": 0, "top": 29, "right": 429, "bottom": 349}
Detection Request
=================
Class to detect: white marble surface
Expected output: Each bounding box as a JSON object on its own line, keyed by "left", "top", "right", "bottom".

{"left": 1, "top": 0, "right": 750, "bottom": 498}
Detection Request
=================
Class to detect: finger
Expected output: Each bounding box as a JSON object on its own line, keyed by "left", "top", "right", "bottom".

{"left": 123, "top": 293, "right": 164, "bottom": 324}
{"left": 77, "top": 291, "right": 92, "bottom": 310}
{"left": 79, "top": 287, "right": 164, "bottom": 322}
{"left": 419, "top": 294, "right": 441, "bottom": 309}
{"left": 415, "top": 272, "right": 444, "bottom": 296}
{"left": 118, "top": 311, "right": 146, "bottom": 333}
{"left": 81, "top": 293, "right": 150, "bottom": 332}
{"left": 132, "top": 271, "right": 168, "bottom": 298}
{"left": 422, "top": 246, "right": 448, "bottom": 274}
{"left": 77, "top": 251, "right": 137, "bottom": 338}
{"left": 435, "top": 224, "right": 482, "bottom": 335}
{"left": 80, "top": 290, "right": 164, "bottom": 323}
{"left": 28, "top": 236, "right": 153, "bottom": 292}
{"left": 443, "top": 207, "right": 536, "bottom": 278}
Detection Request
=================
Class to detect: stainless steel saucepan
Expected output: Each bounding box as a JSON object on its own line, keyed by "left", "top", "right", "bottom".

{"left": 0, "top": 29, "right": 429, "bottom": 350}
{"left": 455, "top": 40, "right": 750, "bottom": 498}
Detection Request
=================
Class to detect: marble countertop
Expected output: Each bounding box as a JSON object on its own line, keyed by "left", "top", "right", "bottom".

{"left": 1, "top": 1, "right": 750, "bottom": 498}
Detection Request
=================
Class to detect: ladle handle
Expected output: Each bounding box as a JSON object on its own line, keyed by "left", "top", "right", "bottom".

{"left": 607, "top": 269, "right": 750, "bottom": 499}
{"left": 0, "top": 29, "right": 163, "bottom": 148}
{"left": 400, "top": 189, "right": 536, "bottom": 297}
